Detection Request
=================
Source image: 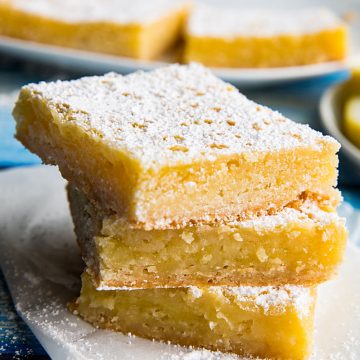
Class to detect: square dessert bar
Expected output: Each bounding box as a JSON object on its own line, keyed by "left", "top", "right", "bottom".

{"left": 14, "top": 64, "right": 340, "bottom": 229}
{"left": 73, "top": 273, "right": 316, "bottom": 360}
{"left": 185, "top": 6, "right": 347, "bottom": 67}
{"left": 0, "top": 0, "right": 189, "bottom": 59}
{"left": 68, "top": 185, "right": 347, "bottom": 289}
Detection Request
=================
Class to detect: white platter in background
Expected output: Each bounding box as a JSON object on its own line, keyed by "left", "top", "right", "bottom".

{"left": 0, "top": 0, "right": 360, "bottom": 86}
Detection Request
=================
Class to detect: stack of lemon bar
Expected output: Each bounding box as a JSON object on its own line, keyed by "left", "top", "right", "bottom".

{"left": 13, "top": 64, "right": 347, "bottom": 359}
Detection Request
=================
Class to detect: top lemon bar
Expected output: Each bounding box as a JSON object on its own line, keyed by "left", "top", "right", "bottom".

{"left": 185, "top": 6, "right": 347, "bottom": 67}
{"left": 0, "top": 0, "right": 189, "bottom": 59}
{"left": 14, "top": 64, "right": 340, "bottom": 229}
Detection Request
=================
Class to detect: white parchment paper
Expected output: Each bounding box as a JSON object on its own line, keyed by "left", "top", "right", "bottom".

{"left": 0, "top": 166, "right": 359, "bottom": 360}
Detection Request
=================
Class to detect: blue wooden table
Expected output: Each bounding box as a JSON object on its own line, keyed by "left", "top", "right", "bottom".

{"left": 0, "top": 54, "right": 359, "bottom": 359}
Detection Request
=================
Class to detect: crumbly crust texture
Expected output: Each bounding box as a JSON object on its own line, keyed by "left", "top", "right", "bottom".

{"left": 102, "top": 190, "right": 343, "bottom": 230}
{"left": 93, "top": 268, "right": 336, "bottom": 290}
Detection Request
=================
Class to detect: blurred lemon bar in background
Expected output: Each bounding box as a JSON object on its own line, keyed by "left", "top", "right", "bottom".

{"left": 0, "top": 0, "right": 189, "bottom": 59}
{"left": 13, "top": 64, "right": 340, "bottom": 229}
{"left": 72, "top": 272, "right": 316, "bottom": 360}
{"left": 184, "top": 6, "right": 347, "bottom": 68}
{"left": 68, "top": 185, "right": 346, "bottom": 289}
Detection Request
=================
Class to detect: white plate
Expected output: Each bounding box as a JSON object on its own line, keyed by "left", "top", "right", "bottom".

{"left": 0, "top": 165, "right": 360, "bottom": 360}
{"left": 0, "top": 35, "right": 353, "bottom": 87}
{"left": 1, "top": 0, "right": 360, "bottom": 86}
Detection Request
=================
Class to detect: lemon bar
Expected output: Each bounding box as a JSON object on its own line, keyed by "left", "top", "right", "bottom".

{"left": 73, "top": 273, "right": 316, "bottom": 360}
{"left": 185, "top": 6, "right": 347, "bottom": 68}
{"left": 14, "top": 64, "right": 340, "bottom": 229}
{"left": 0, "top": 0, "right": 189, "bottom": 59}
{"left": 68, "top": 185, "right": 346, "bottom": 289}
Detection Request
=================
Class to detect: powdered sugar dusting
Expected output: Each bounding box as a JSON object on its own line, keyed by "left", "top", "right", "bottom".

{"left": 188, "top": 286, "right": 203, "bottom": 299}
{"left": 161, "top": 348, "right": 241, "bottom": 360}
{"left": 188, "top": 5, "right": 344, "bottom": 38}
{"left": 97, "top": 282, "right": 312, "bottom": 319}
{"left": 236, "top": 198, "right": 346, "bottom": 231}
{"left": 5, "top": 0, "right": 187, "bottom": 24}
{"left": 208, "top": 285, "right": 312, "bottom": 318}
{"left": 22, "top": 63, "right": 338, "bottom": 170}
